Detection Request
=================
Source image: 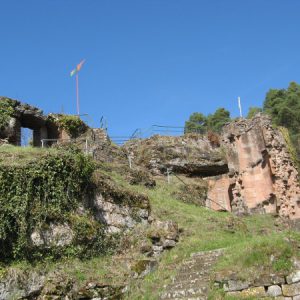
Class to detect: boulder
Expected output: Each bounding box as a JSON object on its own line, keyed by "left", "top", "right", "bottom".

{"left": 31, "top": 223, "right": 74, "bottom": 248}
{"left": 267, "top": 285, "right": 282, "bottom": 297}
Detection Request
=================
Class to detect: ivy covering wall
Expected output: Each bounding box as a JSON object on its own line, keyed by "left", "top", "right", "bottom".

{"left": 48, "top": 114, "right": 88, "bottom": 138}
{"left": 0, "top": 98, "right": 16, "bottom": 130}
{"left": 0, "top": 146, "right": 96, "bottom": 261}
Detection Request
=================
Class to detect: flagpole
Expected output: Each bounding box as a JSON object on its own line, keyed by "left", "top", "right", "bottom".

{"left": 76, "top": 73, "right": 80, "bottom": 116}
{"left": 238, "top": 96, "right": 242, "bottom": 118}
{"left": 70, "top": 59, "right": 85, "bottom": 116}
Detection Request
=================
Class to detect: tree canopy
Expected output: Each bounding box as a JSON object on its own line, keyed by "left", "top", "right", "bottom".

{"left": 263, "top": 81, "right": 300, "bottom": 157}
{"left": 184, "top": 108, "right": 231, "bottom": 134}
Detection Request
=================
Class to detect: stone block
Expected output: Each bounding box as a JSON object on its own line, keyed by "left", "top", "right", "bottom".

{"left": 254, "top": 273, "right": 285, "bottom": 286}
{"left": 223, "top": 280, "right": 249, "bottom": 292}
{"left": 287, "top": 270, "right": 300, "bottom": 284}
{"left": 282, "top": 282, "right": 300, "bottom": 296}
{"left": 267, "top": 285, "right": 282, "bottom": 297}
{"left": 227, "top": 286, "right": 266, "bottom": 298}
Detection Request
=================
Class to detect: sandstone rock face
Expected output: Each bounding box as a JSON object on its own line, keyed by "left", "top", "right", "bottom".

{"left": 207, "top": 115, "right": 300, "bottom": 219}
{"left": 207, "top": 175, "right": 231, "bottom": 211}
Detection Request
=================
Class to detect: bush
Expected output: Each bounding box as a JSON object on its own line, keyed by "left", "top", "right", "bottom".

{"left": 48, "top": 114, "right": 88, "bottom": 138}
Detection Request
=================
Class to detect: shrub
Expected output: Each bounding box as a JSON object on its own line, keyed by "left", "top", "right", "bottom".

{"left": 48, "top": 114, "right": 88, "bottom": 138}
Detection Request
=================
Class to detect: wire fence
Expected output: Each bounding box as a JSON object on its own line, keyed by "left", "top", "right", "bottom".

{"left": 109, "top": 125, "right": 188, "bottom": 145}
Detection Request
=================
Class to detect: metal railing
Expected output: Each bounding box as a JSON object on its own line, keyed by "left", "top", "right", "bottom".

{"left": 41, "top": 138, "right": 89, "bottom": 154}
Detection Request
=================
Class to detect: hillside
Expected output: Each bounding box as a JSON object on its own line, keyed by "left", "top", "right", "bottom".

{"left": 0, "top": 153, "right": 299, "bottom": 299}
{"left": 1, "top": 100, "right": 300, "bottom": 299}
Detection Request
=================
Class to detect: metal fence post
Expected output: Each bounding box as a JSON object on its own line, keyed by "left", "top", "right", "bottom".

{"left": 128, "top": 154, "right": 132, "bottom": 169}
{"left": 167, "top": 168, "right": 171, "bottom": 184}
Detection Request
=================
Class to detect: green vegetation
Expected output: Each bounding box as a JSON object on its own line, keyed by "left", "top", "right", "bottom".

{"left": 184, "top": 108, "right": 231, "bottom": 134}
{"left": 125, "top": 178, "right": 296, "bottom": 299}
{"left": 215, "top": 234, "right": 296, "bottom": 279}
{"left": 48, "top": 114, "right": 88, "bottom": 138}
{"left": 262, "top": 81, "right": 300, "bottom": 158}
{"left": 1, "top": 158, "right": 299, "bottom": 299}
{"left": 246, "top": 106, "right": 262, "bottom": 119}
{"left": 0, "top": 145, "right": 95, "bottom": 261}
{"left": 279, "top": 126, "right": 299, "bottom": 167}
{"left": 0, "top": 98, "right": 16, "bottom": 129}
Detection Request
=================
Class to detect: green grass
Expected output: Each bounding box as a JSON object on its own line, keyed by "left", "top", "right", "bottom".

{"left": 0, "top": 144, "right": 59, "bottom": 166}
{"left": 1, "top": 159, "right": 299, "bottom": 300}
{"left": 125, "top": 178, "right": 297, "bottom": 299}
{"left": 93, "top": 171, "right": 293, "bottom": 297}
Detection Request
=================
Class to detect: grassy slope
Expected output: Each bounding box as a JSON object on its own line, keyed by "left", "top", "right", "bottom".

{"left": 1, "top": 146, "right": 300, "bottom": 299}
{"left": 124, "top": 176, "right": 300, "bottom": 299}
{"left": 103, "top": 173, "right": 300, "bottom": 299}
{"left": 0, "top": 144, "right": 59, "bottom": 166}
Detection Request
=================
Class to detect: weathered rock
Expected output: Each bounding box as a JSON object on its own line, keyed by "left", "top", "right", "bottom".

{"left": 123, "top": 134, "right": 228, "bottom": 176}
{"left": 77, "top": 282, "right": 126, "bottom": 300}
{"left": 282, "top": 282, "right": 300, "bottom": 296}
{"left": 287, "top": 270, "right": 300, "bottom": 284}
{"left": 227, "top": 286, "right": 267, "bottom": 298}
{"left": 126, "top": 168, "right": 156, "bottom": 188}
{"left": 93, "top": 193, "right": 149, "bottom": 233}
{"left": 91, "top": 172, "right": 151, "bottom": 233}
{"left": 151, "top": 220, "right": 179, "bottom": 241}
{"left": 162, "top": 239, "right": 176, "bottom": 248}
{"left": 131, "top": 259, "right": 158, "bottom": 278}
{"left": 31, "top": 223, "right": 74, "bottom": 248}
{"left": 223, "top": 280, "right": 249, "bottom": 292}
{"left": 253, "top": 273, "right": 286, "bottom": 286}
{"left": 267, "top": 285, "right": 283, "bottom": 297}
{"left": 207, "top": 115, "right": 300, "bottom": 219}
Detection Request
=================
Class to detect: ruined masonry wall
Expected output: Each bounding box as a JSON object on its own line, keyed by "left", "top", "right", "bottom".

{"left": 206, "top": 115, "right": 300, "bottom": 219}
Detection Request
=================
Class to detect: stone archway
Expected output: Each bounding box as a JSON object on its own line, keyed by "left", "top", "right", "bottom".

{"left": 0, "top": 98, "right": 59, "bottom": 147}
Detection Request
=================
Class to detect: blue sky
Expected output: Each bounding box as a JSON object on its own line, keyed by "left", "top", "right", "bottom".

{"left": 1, "top": 0, "right": 300, "bottom": 137}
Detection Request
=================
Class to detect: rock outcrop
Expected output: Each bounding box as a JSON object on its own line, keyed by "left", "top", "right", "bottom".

{"left": 207, "top": 115, "right": 300, "bottom": 220}
{"left": 123, "top": 134, "right": 228, "bottom": 176}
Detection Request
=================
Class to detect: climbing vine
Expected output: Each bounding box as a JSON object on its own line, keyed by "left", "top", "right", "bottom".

{"left": 0, "top": 146, "right": 95, "bottom": 261}
{"left": 0, "top": 98, "right": 16, "bottom": 130}
{"left": 279, "top": 126, "right": 299, "bottom": 170}
{"left": 48, "top": 114, "right": 88, "bottom": 138}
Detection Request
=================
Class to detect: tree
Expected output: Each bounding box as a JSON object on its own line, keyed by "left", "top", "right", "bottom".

{"left": 207, "top": 108, "right": 231, "bottom": 133}
{"left": 247, "top": 107, "right": 262, "bottom": 119}
{"left": 263, "top": 81, "right": 300, "bottom": 159}
{"left": 184, "top": 112, "right": 207, "bottom": 134}
{"left": 184, "top": 108, "right": 231, "bottom": 134}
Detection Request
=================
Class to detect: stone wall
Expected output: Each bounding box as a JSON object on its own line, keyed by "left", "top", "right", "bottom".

{"left": 217, "top": 268, "right": 300, "bottom": 299}
{"left": 0, "top": 97, "right": 59, "bottom": 146}
{"left": 206, "top": 115, "right": 300, "bottom": 220}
